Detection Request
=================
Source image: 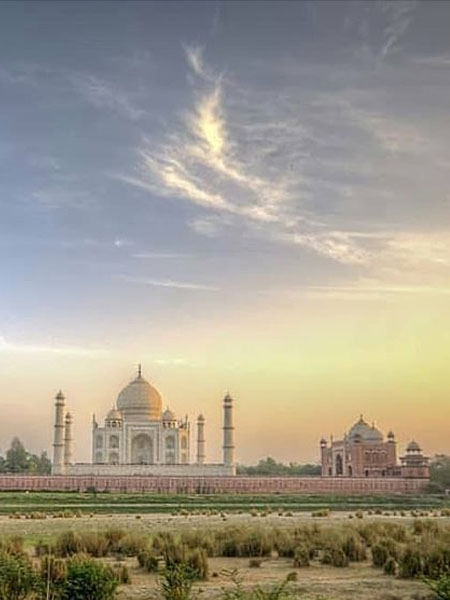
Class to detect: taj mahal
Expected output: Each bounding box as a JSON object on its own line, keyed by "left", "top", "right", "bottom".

{"left": 51, "top": 365, "right": 236, "bottom": 477}
{"left": 42, "top": 363, "right": 431, "bottom": 494}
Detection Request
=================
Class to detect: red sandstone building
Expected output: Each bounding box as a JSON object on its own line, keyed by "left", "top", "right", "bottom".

{"left": 320, "top": 416, "right": 429, "bottom": 479}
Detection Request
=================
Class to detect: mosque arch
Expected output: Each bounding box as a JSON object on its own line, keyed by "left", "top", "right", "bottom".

{"left": 131, "top": 433, "right": 154, "bottom": 464}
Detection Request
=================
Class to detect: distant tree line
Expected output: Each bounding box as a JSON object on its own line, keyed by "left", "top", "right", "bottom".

{"left": 0, "top": 437, "right": 51, "bottom": 474}
{"left": 237, "top": 456, "right": 321, "bottom": 476}
{"left": 428, "top": 454, "right": 450, "bottom": 493}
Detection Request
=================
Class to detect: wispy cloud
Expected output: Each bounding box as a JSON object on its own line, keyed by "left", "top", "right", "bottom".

{"left": 68, "top": 73, "right": 145, "bottom": 121}
{"left": 0, "top": 335, "right": 109, "bottom": 356}
{"left": 379, "top": 1, "right": 418, "bottom": 61}
{"left": 132, "top": 252, "right": 190, "bottom": 259}
{"left": 122, "top": 276, "right": 219, "bottom": 291}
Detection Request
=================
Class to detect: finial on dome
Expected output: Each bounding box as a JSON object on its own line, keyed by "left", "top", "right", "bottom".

{"left": 137, "top": 363, "right": 142, "bottom": 378}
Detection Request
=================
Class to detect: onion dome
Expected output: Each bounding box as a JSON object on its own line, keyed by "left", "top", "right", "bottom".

{"left": 320, "top": 437, "right": 327, "bottom": 447}
{"left": 55, "top": 390, "right": 65, "bottom": 401}
{"left": 348, "top": 415, "right": 383, "bottom": 443}
{"left": 387, "top": 430, "right": 395, "bottom": 440}
{"left": 197, "top": 413, "right": 205, "bottom": 422}
{"left": 162, "top": 407, "right": 176, "bottom": 422}
{"left": 224, "top": 392, "right": 233, "bottom": 403}
{"left": 117, "top": 366, "right": 162, "bottom": 421}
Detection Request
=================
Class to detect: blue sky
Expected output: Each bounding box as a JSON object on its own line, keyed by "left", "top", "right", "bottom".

{"left": 1, "top": 1, "right": 450, "bottom": 461}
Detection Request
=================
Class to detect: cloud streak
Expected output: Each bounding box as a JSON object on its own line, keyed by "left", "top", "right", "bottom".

{"left": 0, "top": 336, "right": 109, "bottom": 356}
{"left": 123, "top": 276, "right": 219, "bottom": 291}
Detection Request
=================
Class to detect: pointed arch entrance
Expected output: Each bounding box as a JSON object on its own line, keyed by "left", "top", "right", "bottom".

{"left": 131, "top": 434, "right": 154, "bottom": 464}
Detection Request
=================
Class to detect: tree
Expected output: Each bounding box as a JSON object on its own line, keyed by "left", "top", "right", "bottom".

{"left": 5, "top": 438, "right": 29, "bottom": 473}
{"left": 429, "top": 455, "right": 450, "bottom": 493}
{"left": 237, "top": 457, "right": 321, "bottom": 477}
{"left": 0, "top": 439, "right": 51, "bottom": 474}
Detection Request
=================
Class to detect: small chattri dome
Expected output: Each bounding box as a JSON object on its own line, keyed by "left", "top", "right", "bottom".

{"left": 348, "top": 416, "right": 383, "bottom": 443}
{"left": 197, "top": 413, "right": 205, "bottom": 422}
{"left": 407, "top": 440, "right": 421, "bottom": 452}
{"left": 162, "top": 407, "right": 176, "bottom": 421}
{"left": 387, "top": 430, "right": 395, "bottom": 439}
{"left": 106, "top": 407, "right": 122, "bottom": 421}
{"left": 320, "top": 437, "right": 327, "bottom": 446}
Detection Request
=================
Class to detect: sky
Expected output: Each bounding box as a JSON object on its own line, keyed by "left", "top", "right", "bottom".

{"left": 0, "top": 1, "right": 449, "bottom": 464}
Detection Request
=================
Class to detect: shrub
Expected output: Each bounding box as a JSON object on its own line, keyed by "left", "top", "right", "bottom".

{"left": 59, "top": 555, "right": 118, "bottom": 600}
{"left": 383, "top": 557, "right": 398, "bottom": 576}
{"left": 321, "top": 545, "right": 349, "bottom": 568}
{"left": 426, "top": 573, "right": 450, "bottom": 600}
{"left": 55, "top": 531, "right": 83, "bottom": 557}
{"left": 293, "top": 545, "right": 310, "bottom": 568}
{"left": 341, "top": 535, "right": 367, "bottom": 562}
{"left": 249, "top": 558, "right": 263, "bottom": 568}
{"left": 138, "top": 549, "right": 160, "bottom": 572}
{"left": 399, "top": 546, "right": 423, "bottom": 579}
{"left": 0, "top": 552, "right": 37, "bottom": 600}
{"left": 115, "top": 532, "right": 148, "bottom": 556}
{"left": 0, "top": 536, "right": 24, "bottom": 556}
{"left": 159, "top": 563, "right": 197, "bottom": 600}
{"left": 113, "top": 564, "right": 131, "bottom": 585}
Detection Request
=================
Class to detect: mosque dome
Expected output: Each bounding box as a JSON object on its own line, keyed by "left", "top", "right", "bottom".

{"left": 117, "top": 366, "right": 162, "bottom": 421}
{"left": 348, "top": 416, "right": 383, "bottom": 443}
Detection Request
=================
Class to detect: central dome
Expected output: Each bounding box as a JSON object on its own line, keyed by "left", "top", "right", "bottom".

{"left": 348, "top": 416, "right": 383, "bottom": 443}
{"left": 117, "top": 368, "right": 162, "bottom": 421}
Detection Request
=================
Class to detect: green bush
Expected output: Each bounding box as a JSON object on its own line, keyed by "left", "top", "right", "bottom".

{"left": 159, "top": 563, "right": 197, "bottom": 600}
{"left": 0, "top": 552, "right": 37, "bottom": 600}
{"left": 426, "top": 573, "right": 450, "bottom": 600}
{"left": 59, "top": 555, "right": 118, "bottom": 600}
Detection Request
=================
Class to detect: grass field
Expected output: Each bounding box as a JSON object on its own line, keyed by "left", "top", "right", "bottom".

{"left": 0, "top": 491, "right": 448, "bottom": 514}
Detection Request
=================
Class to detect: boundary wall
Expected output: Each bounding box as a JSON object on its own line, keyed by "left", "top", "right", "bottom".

{"left": 0, "top": 475, "right": 428, "bottom": 494}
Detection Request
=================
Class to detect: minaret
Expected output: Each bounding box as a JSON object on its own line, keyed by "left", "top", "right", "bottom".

{"left": 52, "top": 390, "right": 66, "bottom": 475}
{"left": 222, "top": 393, "right": 235, "bottom": 468}
{"left": 64, "top": 412, "right": 73, "bottom": 467}
{"left": 197, "top": 414, "right": 205, "bottom": 465}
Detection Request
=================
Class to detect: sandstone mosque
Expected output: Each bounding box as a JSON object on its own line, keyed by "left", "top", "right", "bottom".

{"left": 51, "top": 366, "right": 236, "bottom": 477}
{"left": 320, "top": 415, "right": 429, "bottom": 479}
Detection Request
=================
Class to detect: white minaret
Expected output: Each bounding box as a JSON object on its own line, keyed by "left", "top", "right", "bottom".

{"left": 196, "top": 414, "right": 206, "bottom": 465}
{"left": 52, "top": 390, "right": 66, "bottom": 475}
{"left": 64, "top": 412, "right": 73, "bottom": 467}
{"left": 222, "top": 393, "right": 235, "bottom": 468}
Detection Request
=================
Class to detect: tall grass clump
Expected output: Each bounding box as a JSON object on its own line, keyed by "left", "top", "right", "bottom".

{"left": 0, "top": 552, "right": 36, "bottom": 600}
